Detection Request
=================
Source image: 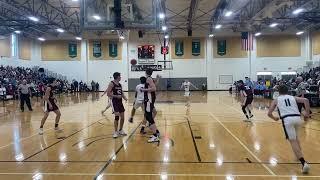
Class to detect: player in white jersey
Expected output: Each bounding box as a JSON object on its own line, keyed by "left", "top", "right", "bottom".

{"left": 128, "top": 77, "right": 146, "bottom": 123}
{"left": 268, "top": 85, "right": 310, "bottom": 174}
{"left": 180, "top": 79, "right": 198, "bottom": 106}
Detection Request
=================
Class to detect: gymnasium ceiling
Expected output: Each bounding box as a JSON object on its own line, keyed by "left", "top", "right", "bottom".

{"left": 0, "top": 0, "right": 319, "bottom": 39}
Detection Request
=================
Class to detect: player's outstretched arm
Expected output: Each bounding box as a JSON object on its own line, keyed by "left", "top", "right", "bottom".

{"left": 143, "top": 78, "right": 156, "bottom": 92}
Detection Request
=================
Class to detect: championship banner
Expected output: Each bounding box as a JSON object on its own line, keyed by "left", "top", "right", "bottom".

{"left": 175, "top": 40, "right": 184, "bottom": 56}
{"left": 131, "top": 65, "right": 162, "bottom": 71}
{"left": 192, "top": 39, "right": 200, "bottom": 56}
{"left": 93, "top": 41, "right": 102, "bottom": 58}
{"left": 68, "top": 42, "right": 77, "bottom": 58}
{"left": 109, "top": 41, "right": 118, "bottom": 57}
{"left": 217, "top": 40, "right": 226, "bottom": 56}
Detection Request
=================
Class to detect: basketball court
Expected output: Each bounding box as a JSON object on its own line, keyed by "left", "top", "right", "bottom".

{"left": 0, "top": 92, "right": 319, "bottom": 180}
{"left": 0, "top": 0, "right": 320, "bottom": 179}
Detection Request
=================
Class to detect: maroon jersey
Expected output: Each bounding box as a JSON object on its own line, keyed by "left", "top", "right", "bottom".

{"left": 239, "top": 85, "right": 253, "bottom": 97}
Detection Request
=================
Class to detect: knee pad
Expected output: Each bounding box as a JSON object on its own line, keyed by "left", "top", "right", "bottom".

{"left": 115, "top": 116, "right": 120, "bottom": 121}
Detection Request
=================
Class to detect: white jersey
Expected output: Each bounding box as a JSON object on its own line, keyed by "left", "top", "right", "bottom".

{"left": 183, "top": 82, "right": 191, "bottom": 92}
{"left": 277, "top": 95, "right": 300, "bottom": 119}
{"left": 135, "top": 84, "right": 145, "bottom": 102}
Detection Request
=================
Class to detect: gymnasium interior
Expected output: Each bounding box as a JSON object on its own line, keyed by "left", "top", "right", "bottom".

{"left": 0, "top": 0, "right": 320, "bottom": 179}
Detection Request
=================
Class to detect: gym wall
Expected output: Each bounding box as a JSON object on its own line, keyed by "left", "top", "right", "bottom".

{"left": 256, "top": 35, "right": 301, "bottom": 57}
{"left": 0, "top": 36, "right": 11, "bottom": 58}
{"left": 213, "top": 37, "right": 247, "bottom": 58}
{"left": 312, "top": 31, "right": 320, "bottom": 55}
{"left": 41, "top": 40, "right": 81, "bottom": 61}
{"left": 170, "top": 38, "right": 205, "bottom": 59}
{"left": 88, "top": 40, "right": 122, "bottom": 60}
{"left": 19, "top": 37, "right": 31, "bottom": 60}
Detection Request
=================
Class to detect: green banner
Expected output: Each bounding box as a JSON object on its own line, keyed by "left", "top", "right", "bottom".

{"left": 217, "top": 40, "right": 226, "bottom": 56}
{"left": 93, "top": 41, "right": 102, "bottom": 58}
{"left": 192, "top": 39, "right": 200, "bottom": 56}
{"left": 109, "top": 41, "right": 118, "bottom": 57}
{"left": 68, "top": 42, "right": 77, "bottom": 58}
{"left": 175, "top": 40, "right": 184, "bottom": 56}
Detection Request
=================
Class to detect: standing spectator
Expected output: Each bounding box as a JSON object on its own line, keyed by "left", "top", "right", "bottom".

{"left": 74, "top": 80, "right": 78, "bottom": 92}
{"left": 91, "top": 81, "right": 96, "bottom": 92}
{"left": 18, "top": 80, "right": 33, "bottom": 112}
{"left": 95, "top": 82, "right": 100, "bottom": 92}
{"left": 79, "top": 81, "right": 83, "bottom": 92}
{"left": 0, "top": 84, "right": 6, "bottom": 100}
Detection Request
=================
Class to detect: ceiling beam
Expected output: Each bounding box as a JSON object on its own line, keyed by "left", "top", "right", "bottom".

{"left": 210, "top": 0, "right": 228, "bottom": 32}
{"left": 187, "top": 0, "right": 199, "bottom": 31}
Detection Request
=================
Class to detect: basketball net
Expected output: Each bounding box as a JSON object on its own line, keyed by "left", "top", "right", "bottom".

{"left": 117, "top": 30, "right": 130, "bottom": 41}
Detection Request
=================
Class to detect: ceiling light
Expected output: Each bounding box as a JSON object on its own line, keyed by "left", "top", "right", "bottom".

{"left": 119, "top": 36, "right": 125, "bottom": 40}
{"left": 293, "top": 8, "right": 304, "bottom": 15}
{"left": 215, "top": 24, "right": 222, "bottom": 29}
{"left": 255, "top": 32, "right": 261, "bottom": 36}
{"left": 28, "top": 16, "right": 39, "bottom": 22}
{"left": 75, "top": 37, "right": 82, "bottom": 40}
{"left": 14, "top": 30, "right": 21, "bottom": 34}
{"left": 209, "top": 34, "right": 214, "bottom": 37}
{"left": 164, "top": 35, "right": 169, "bottom": 39}
{"left": 56, "top": 28, "right": 64, "bottom": 33}
{"left": 38, "top": 37, "right": 45, "bottom": 41}
{"left": 296, "top": 31, "right": 304, "bottom": 35}
{"left": 269, "top": 23, "right": 278, "bottom": 27}
{"left": 161, "top": 26, "right": 167, "bottom": 31}
{"left": 72, "top": 0, "right": 79, "bottom": 1}
{"left": 92, "top": 15, "right": 101, "bottom": 20}
{"left": 159, "top": 13, "right": 165, "bottom": 19}
{"left": 225, "top": 11, "right": 233, "bottom": 17}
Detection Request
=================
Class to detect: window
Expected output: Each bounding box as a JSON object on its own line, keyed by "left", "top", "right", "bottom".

{"left": 11, "top": 34, "right": 18, "bottom": 57}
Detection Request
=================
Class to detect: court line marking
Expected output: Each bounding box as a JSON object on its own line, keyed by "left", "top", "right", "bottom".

{"left": 0, "top": 172, "right": 319, "bottom": 178}
{"left": 209, "top": 112, "right": 276, "bottom": 176}
{"left": 0, "top": 122, "right": 66, "bottom": 150}
{"left": 186, "top": 116, "right": 202, "bottom": 162}
{"left": 94, "top": 122, "right": 142, "bottom": 180}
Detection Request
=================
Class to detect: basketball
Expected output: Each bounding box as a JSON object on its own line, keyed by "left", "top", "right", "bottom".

{"left": 130, "top": 59, "right": 137, "bottom": 65}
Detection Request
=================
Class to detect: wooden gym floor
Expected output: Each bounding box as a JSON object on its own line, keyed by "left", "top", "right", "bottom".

{"left": 0, "top": 91, "right": 320, "bottom": 180}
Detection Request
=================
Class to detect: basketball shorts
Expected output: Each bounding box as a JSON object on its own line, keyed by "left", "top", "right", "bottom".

{"left": 44, "top": 99, "right": 59, "bottom": 112}
{"left": 281, "top": 117, "right": 303, "bottom": 140}
{"left": 144, "top": 100, "right": 155, "bottom": 113}
{"left": 244, "top": 96, "right": 253, "bottom": 106}
{"left": 184, "top": 91, "right": 191, "bottom": 97}
{"left": 133, "top": 100, "right": 144, "bottom": 110}
{"left": 111, "top": 99, "right": 125, "bottom": 113}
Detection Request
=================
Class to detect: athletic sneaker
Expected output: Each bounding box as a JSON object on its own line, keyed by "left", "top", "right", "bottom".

{"left": 128, "top": 117, "right": 133, "bottom": 123}
{"left": 118, "top": 130, "right": 127, "bottom": 136}
{"left": 54, "top": 127, "right": 63, "bottom": 132}
{"left": 302, "top": 162, "right": 310, "bottom": 174}
{"left": 243, "top": 118, "right": 251, "bottom": 122}
{"left": 148, "top": 135, "right": 160, "bottom": 143}
{"left": 113, "top": 132, "right": 118, "bottom": 138}
{"left": 38, "top": 128, "right": 44, "bottom": 135}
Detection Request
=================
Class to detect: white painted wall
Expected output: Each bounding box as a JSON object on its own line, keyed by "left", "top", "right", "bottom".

{"left": 0, "top": 33, "right": 313, "bottom": 91}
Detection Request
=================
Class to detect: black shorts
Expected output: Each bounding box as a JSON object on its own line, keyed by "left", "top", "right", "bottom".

{"left": 245, "top": 96, "right": 253, "bottom": 106}
{"left": 111, "top": 99, "right": 125, "bottom": 113}
{"left": 44, "top": 99, "right": 59, "bottom": 112}
{"left": 144, "top": 101, "right": 155, "bottom": 113}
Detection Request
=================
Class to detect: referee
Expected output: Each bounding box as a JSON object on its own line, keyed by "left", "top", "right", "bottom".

{"left": 18, "top": 80, "right": 33, "bottom": 112}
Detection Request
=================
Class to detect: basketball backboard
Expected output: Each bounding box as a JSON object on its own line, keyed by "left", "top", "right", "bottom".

{"left": 81, "top": 0, "right": 160, "bottom": 30}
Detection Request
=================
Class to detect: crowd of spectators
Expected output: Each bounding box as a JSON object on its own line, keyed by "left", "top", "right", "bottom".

{"left": 0, "top": 65, "right": 100, "bottom": 101}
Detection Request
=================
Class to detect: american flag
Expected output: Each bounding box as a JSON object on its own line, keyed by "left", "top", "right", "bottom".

{"left": 241, "top": 32, "right": 253, "bottom": 51}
